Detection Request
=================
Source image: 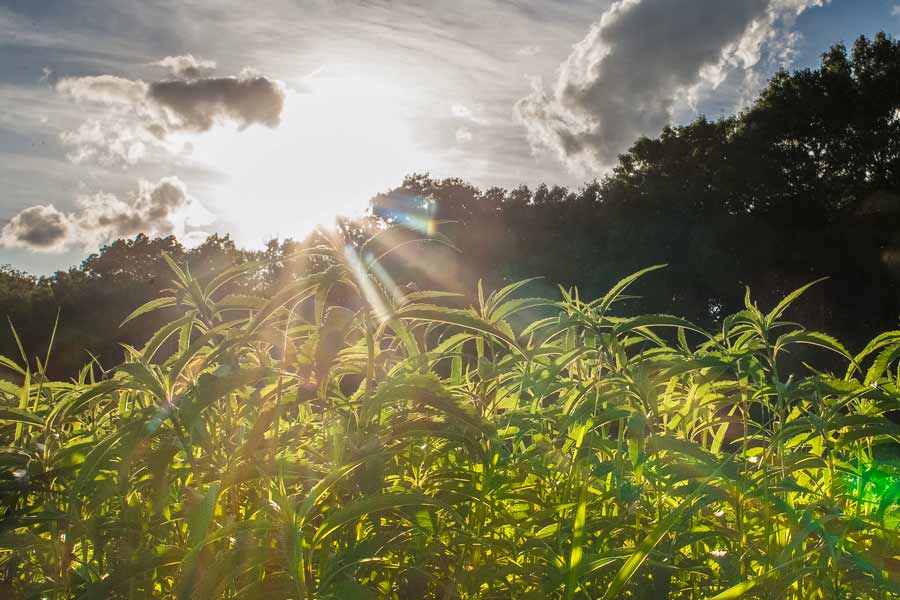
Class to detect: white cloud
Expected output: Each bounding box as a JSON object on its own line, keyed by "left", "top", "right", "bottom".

{"left": 516, "top": 45, "right": 542, "bottom": 57}
{"left": 515, "top": 0, "right": 827, "bottom": 174}
{"left": 893, "top": 4, "right": 900, "bottom": 17}
{"left": 451, "top": 104, "right": 474, "bottom": 119}
{"left": 153, "top": 54, "right": 217, "bottom": 79}
{"left": 451, "top": 103, "right": 489, "bottom": 125}
{"left": 0, "top": 177, "right": 211, "bottom": 252}
{"left": 60, "top": 119, "right": 152, "bottom": 166}
{"left": 456, "top": 127, "right": 473, "bottom": 143}
{"left": 57, "top": 75, "right": 149, "bottom": 106}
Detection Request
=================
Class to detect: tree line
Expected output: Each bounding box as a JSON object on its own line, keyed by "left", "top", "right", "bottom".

{"left": 4, "top": 33, "right": 900, "bottom": 378}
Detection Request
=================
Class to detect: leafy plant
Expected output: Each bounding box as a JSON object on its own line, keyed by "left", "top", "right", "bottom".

{"left": 3, "top": 239, "right": 900, "bottom": 599}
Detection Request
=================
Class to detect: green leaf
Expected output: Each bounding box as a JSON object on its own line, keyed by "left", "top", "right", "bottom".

{"left": 162, "top": 251, "right": 190, "bottom": 288}
{"left": 766, "top": 277, "right": 827, "bottom": 324}
{"left": 707, "top": 556, "right": 811, "bottom": 600}
{"left": 396, "top": 304, "right": 520, "bottom": 351}
{"left": 594, "top": 265, "right": 666, "bottom": 314}
{"left": 121, "top": 296, "right": 178, "bottom": 326}
{"left": 614, "top": 314, "right": 710, "bottom": 338}
{"left": 599, "top": 455, "right": 733, "bottom": 600}
{"left": 864, "top": 343, "right": 900, "bottom": 385}
{"left": 565, "top": 484, "right": 588, "bottom": 600}
{"left": 115, "top": 362, "right": 168, "bottom": 402}
{"left": 178, "top": 482, "right": 221, "bottom": 600}
{"left": 72, "top": 425, "right": 134, "bottom": 498}
{"left": 205, "top": 258, "right": 271, "bottom": 297}
{"left": 0, "top": 407, "right": 43, "bottom": 427}
{"left": 313, "top": 492, "right": 451, "bottom": 546}
{"left": 141, "top": 312, "right": 198, "bottom": 363}
{"left": 360, "top": 223, "right": 458, "bottom": 265}
{"left": 486, "top": 277, "right": 544, "bottom": 313}
{"left": 490, "top": 297, "right": 554, "bottom": 323}
{"left": 0, "top": 354, "right": 26, "bottom": 376}
{"left": 774, "top": 330, "right": 852, "bottom": 361}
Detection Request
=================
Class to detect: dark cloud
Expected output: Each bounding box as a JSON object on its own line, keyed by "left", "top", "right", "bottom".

{"left": 516, "top": 0, "right": 825, "bottom": 173}
{"left": 148, "top": 76, "right": 285, "bottom": 131}
{"left": 1, "top": 177, "right": 206, "bottom": 252}
{"left": 1, "top": 204, "right": 71, "bottom": 250}
{"left": 55, "top": 66, "right": 286, "bottom": 165}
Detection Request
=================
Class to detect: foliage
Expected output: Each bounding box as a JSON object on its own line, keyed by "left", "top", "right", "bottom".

{"left": 0, "top": 230, "right": 355, "bottom": 379}
{"left": 3, "top": 229, "right": 900, "bottom": 599}
{"left": 373, "top": 33, "right": 900, "bottom": 349}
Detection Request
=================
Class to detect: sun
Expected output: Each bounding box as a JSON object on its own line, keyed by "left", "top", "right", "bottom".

{"left": 184, "top": 70, "right": 437, "bottom": 247}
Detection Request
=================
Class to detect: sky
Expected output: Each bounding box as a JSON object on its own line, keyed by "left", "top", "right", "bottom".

{"left": 0, "top": 0, "right": 897, "bottom": 274}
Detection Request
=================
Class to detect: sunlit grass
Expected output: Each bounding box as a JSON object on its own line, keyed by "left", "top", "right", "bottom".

{"left": 3, "top": 231, "right": 900, "bottom": 598}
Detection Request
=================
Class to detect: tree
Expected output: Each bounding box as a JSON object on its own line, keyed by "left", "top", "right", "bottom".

{"left": 368, "top": 34, "right": 900, "bottom": 351}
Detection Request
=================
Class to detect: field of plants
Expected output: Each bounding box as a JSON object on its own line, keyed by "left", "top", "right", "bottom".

{"left": 3, "top": 230, "right": 900, "bottom": 599}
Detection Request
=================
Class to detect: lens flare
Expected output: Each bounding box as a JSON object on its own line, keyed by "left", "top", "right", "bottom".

{"left": 343, "top": 244, "right": 391, "bottom": 322}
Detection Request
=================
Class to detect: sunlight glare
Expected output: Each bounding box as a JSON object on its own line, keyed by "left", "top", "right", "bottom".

{"left": 185, "top": 72, "right": 437, "bottom": 247}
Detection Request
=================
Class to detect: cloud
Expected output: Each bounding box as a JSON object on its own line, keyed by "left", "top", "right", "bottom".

{"left": 515, "top": 0, "right": 826, "bottom": 174}
{"left": 75, "top": 177, "right": 193, "bottom": 240}
{"left": 154, "top": 54, "right": 217, "bottom": 79}
{"left": 1, "top": 177, "right": 210, "bottom": 252}
{"left": 893, "top": 4, "right": 900, "bottom": 17}
{"left": 55, "top": 65, "right": 286, "bottom": 166}
{"left": 456, "top": 127, "right": 473, "bottom": 143}
{"left": 0, "top": 205, "right": 73, "bottom": 251}
{"left": 148, "top": 76, "right": 285, "bottom": 131}
{"left": 57, "top": 75, "right": 150, "bottom": 106}
{"left": 60, "top": 119, "right": 152, "bottom": 166}
{"left": 451, "top": 103, "right": 489, "bottom": 125}
{"left": 39, "top": 67, "right": 54, "bottom": 85}
{"left": 516, "top": 45, "right": 542, "bottom": 57}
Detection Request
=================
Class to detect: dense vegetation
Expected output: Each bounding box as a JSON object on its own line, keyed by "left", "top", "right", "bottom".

{"left": 6, "top": 34, "right": 900, "bottom": 378}
{"left": 4, "top": 227, "right": 900, "bottom": 598}
{"left": 5, "top": 32, "right": 900, "bottom": 598}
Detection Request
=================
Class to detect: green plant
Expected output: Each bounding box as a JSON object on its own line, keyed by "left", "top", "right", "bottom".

{"left": 3, "top": 236, "right": 900, "bottom": 599}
